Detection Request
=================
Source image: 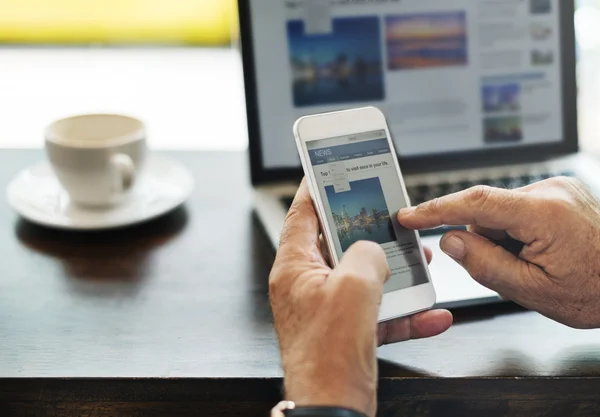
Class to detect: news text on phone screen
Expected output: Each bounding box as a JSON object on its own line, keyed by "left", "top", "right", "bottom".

{"left": 308, "top": 130, "right": 429, "bottom": 291}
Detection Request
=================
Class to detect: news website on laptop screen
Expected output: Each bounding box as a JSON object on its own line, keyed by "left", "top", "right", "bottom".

{"left": 247, "top": 0, "right": 565, "bottom": 169}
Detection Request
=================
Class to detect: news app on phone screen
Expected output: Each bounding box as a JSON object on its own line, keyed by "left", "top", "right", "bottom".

{"left": 307, "top": 130, "right": 428, "bottom": 292}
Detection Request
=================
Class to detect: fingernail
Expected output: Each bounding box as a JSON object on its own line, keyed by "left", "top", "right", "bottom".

{"left": 441, "top": 236, "right": 465, "bottom": 261}
{"left": 399, "top": 207, "right": 415, "bottom": 216}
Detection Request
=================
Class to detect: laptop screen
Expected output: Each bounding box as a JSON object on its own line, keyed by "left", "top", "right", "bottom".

{"left": 244, "top": 0, "right": 571, "bottom": 171}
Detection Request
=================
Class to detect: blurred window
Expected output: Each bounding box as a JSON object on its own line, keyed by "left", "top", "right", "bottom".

{"left": 0, "top": 0, "right": 237, "bottom": 45}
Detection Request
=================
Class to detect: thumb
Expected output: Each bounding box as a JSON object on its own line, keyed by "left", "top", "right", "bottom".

{"left": 333, "top": 240, "right": 391, "bottom": 287}
{"left": 329, "top": 241, "right": 391, "bottom": 334}
{"left": 439, "top": 230, "right": 536, "bottom": 302}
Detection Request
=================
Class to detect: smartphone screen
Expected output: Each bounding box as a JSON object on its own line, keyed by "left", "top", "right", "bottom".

{"left": 307, "top": 129, "right": 429, "bottom": 292}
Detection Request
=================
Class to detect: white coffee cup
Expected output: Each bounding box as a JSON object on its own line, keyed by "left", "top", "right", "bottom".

{"left": 45, "top": 114, "right": 147, "bottom": 207}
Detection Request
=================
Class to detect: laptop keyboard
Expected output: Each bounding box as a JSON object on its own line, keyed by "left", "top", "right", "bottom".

{"left": 407, "top": 172, "right": 572, "bottom": 205}
{"left": 281, "top": 171, "right": 576, "bottom": 237}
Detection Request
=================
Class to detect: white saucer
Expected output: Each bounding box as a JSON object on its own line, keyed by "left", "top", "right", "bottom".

{"left": 6, "top": 155, "right": 195, "bottom": 230}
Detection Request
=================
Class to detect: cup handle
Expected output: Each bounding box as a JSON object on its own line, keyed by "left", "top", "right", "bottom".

{"left": 110, "top": 154, "right": 136, "bottom": 193}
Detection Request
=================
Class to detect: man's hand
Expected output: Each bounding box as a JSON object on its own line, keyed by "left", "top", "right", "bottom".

{"left": 398, "top": 177, "right": 600, "bottom": 329}
{"left": 270, "top": 180, "right": 452, "bottom": 417}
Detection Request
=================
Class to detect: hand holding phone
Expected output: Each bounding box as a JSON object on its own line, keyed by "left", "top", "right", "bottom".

{"left": 269, "top": 180, "right": 452, "bottom": 416}
{"left": 294, "top": 106, "right": 436, "bottom": 322}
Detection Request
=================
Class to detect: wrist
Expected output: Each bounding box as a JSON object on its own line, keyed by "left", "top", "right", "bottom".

{"left": 285, "top": 372, "right": 376, "bottom": 417}
{"left": 283, "top": 405, "right": 368, "bottom": 417}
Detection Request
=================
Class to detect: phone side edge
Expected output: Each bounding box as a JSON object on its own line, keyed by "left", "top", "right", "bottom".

{"left": 378, "top": 282, "right": 437, "bottom": 323}
{"left": 293, "top": 116, "right": 341, "bottom": 267}
{"left": 378, "top": 111, "right": 437, "bottom": 319}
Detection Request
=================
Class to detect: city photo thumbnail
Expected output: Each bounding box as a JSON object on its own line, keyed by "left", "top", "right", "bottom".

{"left": 532, "top": 49, "right": 554, "bottom": 65}
{"left": 484, "top": 116, "right": 523, "bottom": 143}
{"left": 287, "top": 16, "right": 385, "bottom": 108}
{"left": 530, "top": 0, "right": 551, "bottom": 15}
{"left": 325, "top": 177, "right": 396, "bottom": 252}
{"left": 385, "top": 11, "right": 468, "bottom": 70}
{"left": 482, "top": 82, "right": 521, "bottom": 113}
{"left": 530, "top": 22, "right": 552, "bottom": 41}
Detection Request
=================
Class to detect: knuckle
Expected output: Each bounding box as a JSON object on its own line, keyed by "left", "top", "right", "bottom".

{"left": 566, "top": 177, "right": 588, "bottom": 191}
{"left": 547, "top": 176, "right": 572, "bottom": 187}
{"left": 565, "top": 176, "right": 584, "bottom": 188}
{"left": 561, "top": 177, "right": 591, "bottom": 201}
{"left": 270, "top": 266, "right": 321, "bottom": 307}
{"left": 268, "top": 267, "right": 284, "bottom": 296}
{"left": 467, "top": 185, "right": 493, "bottom": 206}
{"left": 278, "top": 207, "right": 303, "bottom": 248}
{"left": 278, "top": 224, "right": 301, "bottom": 251}
{"left": 268, "top": 262, "right": 297, "bottom": 297}
{"left": 544, "top": 176, "right": 587, "bottom": 199}
{"left": 413, "top": 196, "right": 444, "bottom": 220}
{"left": 297, "top": 277, "right": 326, "bottom": 303}
{"left": 425, "top": 196, "right": 444, "bottom": 214}
{"left": 279, "top": 194, "right": 315, "bottom": 248}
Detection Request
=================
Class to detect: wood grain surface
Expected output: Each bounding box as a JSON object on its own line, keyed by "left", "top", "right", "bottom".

{"left": 0, "top": 150, "right": 599, "bottom": 416}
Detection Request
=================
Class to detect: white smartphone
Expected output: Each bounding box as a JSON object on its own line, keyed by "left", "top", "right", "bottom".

{"left": 293, "top": 106, "right": 436, "bottom": 322}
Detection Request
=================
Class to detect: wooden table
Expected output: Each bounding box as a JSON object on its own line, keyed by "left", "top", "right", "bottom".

{"left": 1, "top": 150, "right": 600, "bottom": 417}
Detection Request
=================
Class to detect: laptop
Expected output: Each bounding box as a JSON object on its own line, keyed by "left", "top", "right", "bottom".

{"left": 238, "top": 0, "right": 600, "bottom": 309}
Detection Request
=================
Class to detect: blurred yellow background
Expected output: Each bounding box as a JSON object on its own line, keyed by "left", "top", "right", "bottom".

{"left": 0, "top": 0, "right": 237, "bottom": 45}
